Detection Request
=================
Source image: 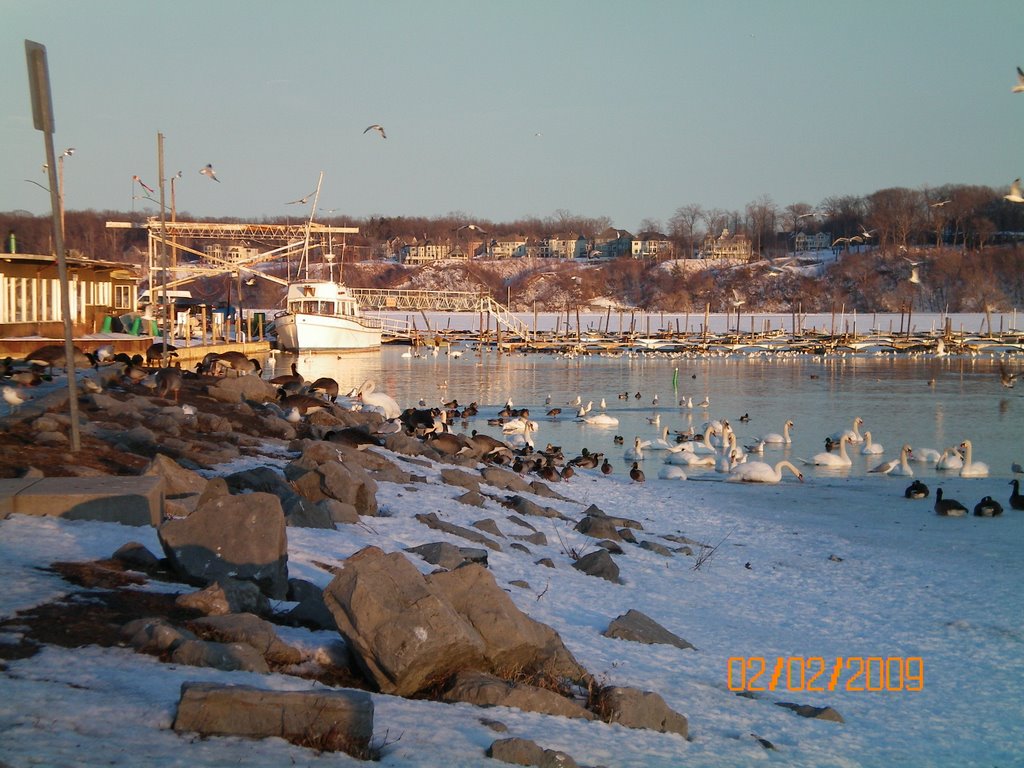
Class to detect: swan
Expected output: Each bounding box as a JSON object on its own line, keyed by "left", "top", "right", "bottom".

{"left": 583, "top": 413, "right": 619, "bottom": 427}
{"left": 624, "top": 437, "right": 650, "bottom": 461}
{"left": 910, "top": 447, "right": 941, "bottom": 463}
{"left": 761, "top": 420, "right": 794, "bottom": 445}
{"left": 828, "top": 416, "right": 864, "bottom": 444}
{"left": 505, "top": 422, "right": 536, "bottom": 451}
{"left": 355, "top": 379, "right": 402, "bottom": 420}
{"left": 716, "top": 448, "right": 741, "bottom": 473}
{"left": 658, "top": 465, "right": 688, "bottom": 480}
{"left": 860, "top": 431, "right": 885, "bottom": 455}
{"left": 958, "top": 440, "right": 989, "bottom": 478}
{"left": 728, "top": 459, "right": 804, "bottom": 484}
{"left": 805, "top": 434, "right": 853, "bottom": 467}
{"left": 664, "top": 444, "right": 716, "bottom": 467}
{"left": 649, "top": 426, "right": 675, "bottom": 450}
{"left": 502, "top": 417, "right": 539, "bottom": 435}
{"left": 935, "top": 447, "right": 964, "bottom": 471}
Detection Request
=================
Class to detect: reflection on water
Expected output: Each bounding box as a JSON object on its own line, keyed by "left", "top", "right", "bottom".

{"left": 263, "top": 347, "right": 1021, "bottom": 481}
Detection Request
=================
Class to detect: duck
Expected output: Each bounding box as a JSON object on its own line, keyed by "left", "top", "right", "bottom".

{"left": 760, "top": 419, "right": 794, "bottom": 445}
{"left": 600, "top": 458, "right": 613, "bottom": 475}
{"left": 728, "top": 459, "right": 804, "bottom": 484}
{"left": 629, "top": 462, "right": 645, "bottom": 482}
{"left": 934, "top": 488, "right": 968, "bottom": 517}
{"left": 860, "top": 431, "right": 885, "bottom": 455}
{"left": 1009, "top": 479, "right": 1024, "bottom": 511}
{"left": 805, "top": 434, "right": 853, "bottom": 468}
{"left": 546, "top": 407, "right": 562, "bottom": 419}
{"left": 958, "top": 440, "right": 989, "bottom": 478}
{"left": 973, "top": 496, "right": 1003, "bottom": 517}
{"left": 904, "top": 480, "right": 929, "bottom": 499}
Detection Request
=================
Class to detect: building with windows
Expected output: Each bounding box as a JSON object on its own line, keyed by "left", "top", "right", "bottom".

{"left": 631, "top": 232, "right": 673, "bottom": 260}
{"left": 399, "top": 241, "right": 457, "bottom": 265}
{"left": 793, "top": 232, "right": 832, "bottom": 252}
{"left": 700, "top": 228, "right": 753, "bottom": 260}
{"left": 540, "top": 233, "right": 588, "bottom": 259}
{"left": 0, "top": 252, "right": 140, "bottom": 338}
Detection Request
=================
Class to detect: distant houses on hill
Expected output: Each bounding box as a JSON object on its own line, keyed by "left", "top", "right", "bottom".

{"left": 395, "top": 229, "right": 677, "bottom": 264}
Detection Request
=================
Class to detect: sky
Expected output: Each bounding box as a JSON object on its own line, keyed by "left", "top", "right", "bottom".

{"left": 1, "top": 0, "right": 1022, "bottom": 233}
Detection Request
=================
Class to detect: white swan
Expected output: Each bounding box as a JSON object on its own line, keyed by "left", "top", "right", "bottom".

{"left": 935, "top": 447, "right": 964, "bottom": 471}
{"left": 355, "top": 379, "right": 402, "bottom": 419}
{"left": 716, "top": 448, "right": 741, "bottom": 473}
{"left": 649, "top": 426, "right": 675, "bottom": 451}
{"left": 910, "top": 447, "right": 941, "bottom": 463}
{"left": 658, "top": 464, "right": 688, "bottom": 480}
{"left": 958, "top": 440, "right": 989, "bottom": 478}
{"left": 583, "top": 413, "right": 619, "bottom": 427}
{"left": 624, "top": 436, "right": 650, "bottom": 461}
{"left": 502, "top": 417, "right": 539, "bottom": 435}
{"left": 505, "top": 422, "right": 536, "bottom": 451}
{"left": 761, "top": 419, "right": 794, "bottom": 445}
{"left": 860, "top": 431, "right": 885, "bottom": 455}
{"left": 728, "top": 460, "right": 804, "bottom": 484}
{"left": 664, "top": 444, "right": 716, "bottom": 467}
{"left": 828, "top": 417, "right": 864, "bottom": 444}
{"left": 806, "top": 434, "right": 852, "bottom": 467}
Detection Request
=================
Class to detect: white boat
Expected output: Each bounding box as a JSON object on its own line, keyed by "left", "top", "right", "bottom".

{"left": 273, "top": 279, "right": 382, "bottom": 352}
{"left": 269, "top": 172, "right": 383, "bottom": 353}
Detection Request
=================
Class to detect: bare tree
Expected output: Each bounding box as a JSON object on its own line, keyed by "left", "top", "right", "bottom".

{"left": 745, "top": 195, "right": 777, "bottom": 259}
{"left": 669, "top": 203, "right": 704, "bottom": 259}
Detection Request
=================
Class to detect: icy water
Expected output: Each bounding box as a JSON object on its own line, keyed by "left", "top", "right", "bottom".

{"left": 266, "top": 344, "right": 1022, "bottom": 483}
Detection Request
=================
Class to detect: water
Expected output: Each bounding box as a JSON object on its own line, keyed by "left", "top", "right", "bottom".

{"left": 265, "top": 344, "right": 1022, "bottom": 482}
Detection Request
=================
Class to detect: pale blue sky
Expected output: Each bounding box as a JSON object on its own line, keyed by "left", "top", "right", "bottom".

{"left": 2, "top": 0, "right": 1021, "bottom": 232}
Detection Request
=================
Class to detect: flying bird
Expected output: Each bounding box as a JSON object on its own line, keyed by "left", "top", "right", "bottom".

{"left": 1004, "top": 179, "right": 1024, "bottom": 203}
{"left": 908, "top": 266, "right": 922, "bottom": 285}
{"left": 832, "top": 235, "right": 863, "bottom": 247}
{"left": 455, "top": 223, "right": 488, "bottom": 234}
{"left": 364, "top": 124, "right": 387, "bottom": 139}
{"left": 199, "top": 164, "right": 220, "bottom": 182}
{"left": 730, "top": 289, "right": 745, "bottom": 307}
{"left": 858, "top": 225, "right": 876, "bottom": 239}
{"left": 131, "top": 175, "right": 155, "bottom": 194}
{"left": 930, "top": 199, "right": 951, "bottom": 208}
{"left": 286, "top": 190, "right": 316, "bottom": 205}
{"left": 1013, "top": 66, "right": 1024, "bottom": 93}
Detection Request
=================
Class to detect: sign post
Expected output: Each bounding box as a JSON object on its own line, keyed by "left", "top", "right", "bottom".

{"left": 25, "top": 40, "right": 80, "bottom": 451}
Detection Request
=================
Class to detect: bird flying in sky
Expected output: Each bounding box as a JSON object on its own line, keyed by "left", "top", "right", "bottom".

{"left": 199, "top": 164, "right": 220, "bottom": 182}
{"left": 1013, "top": 66, "right": 1024, "bottom": 93}
{"left": 131, "top": 175, "right": 154, "bottom": 194}
{"left": 363, "top": 124, "right": 387, "bottom": 139}
{"left": 286, "top": 190, "right": 316, "bottom": 205}
{"left": 1005, "top": 178, "right": 1024, "bottom": 203}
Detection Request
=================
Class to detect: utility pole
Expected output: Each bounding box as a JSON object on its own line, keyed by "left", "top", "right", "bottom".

{"left": 25, "top": 40, "right": 80, "bottom": 451}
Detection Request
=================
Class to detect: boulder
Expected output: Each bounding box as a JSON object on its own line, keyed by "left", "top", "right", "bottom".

{"left": 776, "top": 702, "right": 845, "bottom": 722}
{"left": 171, "top": 639, "right": 271, "bottom": 673}
{"left": 572, "top": 550, "right": 620, "bottom": 583}
{"left": 594, "top": 686, "right": 688, "bottom": 738}
{"left": 121, "top": 617, "right": 197, "bottom": 654}
{"left": 441, "top": 467, "right": 481, "bottom": 493}
{"left": 318, "top": 498, "right": 360, "bottom": 524}
{"left": 317, "top": 461, "right": 379, "bottom": 516}
{"left": 487, "top": 737, "right": 579, "bottom": 768}
{"left": 415, "top": 512, "right": 502, "bottom": 551}
{"left": 443, "top": 670, "right": 593, "bottom": 720}
{"left": 602, "top": 609, "right": 695, "bottom": 650}
{"left": 322, "top": 546, "right": 487, "bottom": 696}
{"left": 173, "top": 682, "right": 373, "bottom": 757}
{"left": 205, "top": 375, "right": 278, "bottom": 403}
{"left": 639, "top": 540, "right": 673, "bottom": 557}
{"left": 111, "top": 541, "right": 161, "bottom": 570}
{"left": 407, "top": 542, "right": 489, "bottom": 571}
{"left": 158, "top": 493, "right": 289, "bottom": 599}
{"left": 505, "top": 496, "right": 562, "bottom": 519}
{"left": 481, "top": 466, "right": 534, "bottom": 492}
{"left": 174, "top": 578, "right": 272, "bottom": 617}
{"left": 189, "top": 613, "right": 304, "bottom": 665}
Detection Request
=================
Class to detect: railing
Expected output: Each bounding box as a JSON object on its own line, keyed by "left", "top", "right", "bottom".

{"left": 350, "top": 288, "right": 532, "bottom": 341}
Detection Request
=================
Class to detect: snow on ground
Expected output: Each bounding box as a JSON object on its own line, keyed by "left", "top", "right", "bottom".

{"left": 1, "top": 442, "right": 1022, "bottom": 767}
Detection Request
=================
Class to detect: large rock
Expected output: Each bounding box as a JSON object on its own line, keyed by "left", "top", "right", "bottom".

{"left": 603, "top": 609, "right": 695, "bottom": 650}
{"left": 428, "top": 564, "right": 588, "bottom": 683}
{"left": 174, "top": 577, "right": 271, "bottom": 616}
{"left": 415, "top": 512, "right": 502, "bottom": 551}
{"left": 443, "top": 670, "right": 593, "bottom": 720}
{"left": 487, "top": 737, "right": 579, "bottom": 767}
{"left": 322, "top": 546, "right": 487, "bottom": 696}
{"left": 158, "top": 493, "right": 289, "bottom": 599}
{"left": 145, "top": 454, "right": 209, "bottom": 512}
{"left": 170, "top": 639, "right": 271, "bottom": 673}
{"left": 594, "top": 686, "right": 688, "bottom": 738}
{"left": 189, "top": 613, "right": 303, "bottom": 666}
{"left": 572, "top": 549, "right": 620, "bottom": 583}
{"left": 407, "top": 542, "right": 489, "bottom": 570}
{"left": 173, "top": 682, "right": 373, "bottom": 757}
{"left": 205, "top": 375, "right": 279, "bottom": 403}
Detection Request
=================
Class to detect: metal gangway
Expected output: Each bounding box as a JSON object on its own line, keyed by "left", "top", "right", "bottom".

{"left": 351, "top": 288, "right": 531, "bottom": 341}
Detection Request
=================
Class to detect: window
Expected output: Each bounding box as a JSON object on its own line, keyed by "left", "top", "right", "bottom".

{"left": 114, "top": 285, "right": 132, "bottom": 309}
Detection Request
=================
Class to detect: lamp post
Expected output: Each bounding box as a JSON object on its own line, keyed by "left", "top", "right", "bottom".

{"left": 57, "top": 147, "right": 74, "bottom": 234}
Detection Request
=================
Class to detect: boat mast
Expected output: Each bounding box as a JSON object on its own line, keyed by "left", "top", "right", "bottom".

{"left": 299, "top": 171, "right": 325, "bottom": 279}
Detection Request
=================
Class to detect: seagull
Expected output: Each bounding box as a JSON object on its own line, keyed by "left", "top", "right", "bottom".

{"left": 1013, "top": 66, "right": 1024, "bottom": 93}
{"left": 131, "top": 175, "right": 155, "bottom": 194}
{"left": 364, "top": 124, "right": 387, "bottom": 139}
{"left": 730, "top": 289, "right": 745, "bottom": 307}
{"left": 858, "top": 225, "right": 876, "bottom": 239}
{"left": 930, "top": 199, "right": 951, "bottom": 208}
{"left": 455, "top": 224, "right": 488, "bottom": 234}
{"left": 832, "top": 235, "right": 864, "bottom": 246}
{"left": 908, "top": 266, "right": 922, "bottom": 285}
{"left": 796, "top": 210, "right": 820, "bottom": 219}
{"left": 1005, "top": 179, "right": 1024, "bottom": 204}
{"left": 3, "top": 385, "right": 30, "bottom": 413}
{"left": 1000, "top": 362, "right": 1018, "bottom": 389}
{"left": 199, "top": 164, "right": 220, "bottom": 182}
{"left": 286, "top": 190, "right": 316, "bottom": 205}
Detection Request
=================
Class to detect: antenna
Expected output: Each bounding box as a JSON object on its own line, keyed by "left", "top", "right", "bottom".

{"left": 299, "top": 171, "right": 324, "bottom": 279}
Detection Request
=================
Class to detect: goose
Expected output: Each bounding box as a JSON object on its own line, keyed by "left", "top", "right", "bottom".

{"left": 624, "top": 436, "right": 650, "bottom": 461}
{"left": 24, "top": 343, "right": 88, "bottom": 373}
{"left": 658, "top": 464, "right": 688, "bottom": 480}
{"left": 935, "top": 447, "right": 964, "bottom": 471}
{"left": 958, "top": 440, "right": 989, "bottom": 478}
{"left": 155, "top": 366, "right": 183, "bottom": 402}
{"left": 934, "top": 488, "right": 968, "bottom": 517}
{"left": 207, "top": 350, "right": 260, "bottom": 377}
{"left": 270, "top": 362, "right": 303, "bottom": 388}
{"left": 309, "top": 377, "right": 340, "bottom": 403}
{"left": 828, "top": 416, "right": 864, "bottom": 444}
{"left": 279, "top": 392, "right": 327, "bottom": 416}
{"left": 860, "top": 431, "right": 885, "bottom": 455}
{"left": 355, "top": 379, "right": 402, "bottom": 420}
{"left": 629, "top": 462, "right": 645, "bottom": 483}
{"left": 728, "top": 459, "right": 804, "bottom": 484}
{"left": 145, "top": 342, "right": 178, "bottom": 366}
{"left": 973, "top": 496, "right": 1003, "bottom": 517}
{"left": 1012, "top": 462, "right": 1023, "bottom": 474}
{"left": 761, "top": 419, "right": 794, "bottom": 445}
{"left": 805, "top": 434, "right": 852, "bottom": 468}
{"left": 584, "top": 413, "right": 619, "bottom": 427}
{"left": 904, "top": 480, "right": 929, "bottom": 499}
{"left": 1009, "top": 479, "right": 1024, "bottom": 511}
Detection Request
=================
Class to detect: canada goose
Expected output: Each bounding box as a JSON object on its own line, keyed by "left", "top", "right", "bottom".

{"left": 145, "top": 342, "right": 178, "bottom": 366}
{"left": 973, "top": 496, "right": 1003, "bottom": 517}
{"left": 1009, "top": 479, "right": 1024, "bottom": 511}
{"left": 24, "top": 344, "right": 88, "bottom": 373}
{"left": 155, "top": 366, "right": 183, "bottom": 402}
{"left": 934, "top": 488, "right": 968, "bottom": 517}
{"left": 270, "top": 362, "right": 303, "bottom": 387}
{"left": 309, "top": 377, "right": 340, "bottom": 403}
{"left": 904, "top": 480, "right": 929, "bottom": 499}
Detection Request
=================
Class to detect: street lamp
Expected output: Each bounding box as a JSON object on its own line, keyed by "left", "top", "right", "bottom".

{"left": 57, "top": 147, "right": 74, "bottom": 234}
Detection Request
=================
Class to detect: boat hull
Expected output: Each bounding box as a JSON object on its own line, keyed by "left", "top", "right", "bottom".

{"left": 274, "top": 312, "right": 381, "bottom": 352}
